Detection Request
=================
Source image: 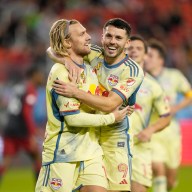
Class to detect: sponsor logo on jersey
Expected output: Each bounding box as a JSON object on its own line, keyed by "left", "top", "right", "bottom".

{"left": 50, "top": 178, "right": 62, "bottom": 190}
{"left": 119, "top": 179, "right": 128, "bottom": 184}
{"left": 117, "top": 142, "right": 125, "bottom": 147}
{"left": 120, "top": 85, "right": 129, "bottom": 92}
{"left": 118, "top": 163, "right": 128, "bottom": 178}
{"left": 127, "top": 78, "right": 135, "bottom": 86}
{"left": 88, "top": 84, "right": 100, "bottom": 95}
{"left": 108, "top": 74, "right": 119, "bottom": 86}
{"left": 134, "top": 103, "right": 143, "bottom": 111}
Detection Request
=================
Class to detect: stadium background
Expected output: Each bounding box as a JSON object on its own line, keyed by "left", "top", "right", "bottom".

{"left": 0, "top": 0, "right": 191, "bottom": 191}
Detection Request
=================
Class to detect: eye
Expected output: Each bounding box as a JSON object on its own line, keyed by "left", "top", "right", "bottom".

{"left": 116, "top": 36, "right": 122, "bottom": 40}
{"left": 80, "top": 31, "right": 85, "bottom": 36}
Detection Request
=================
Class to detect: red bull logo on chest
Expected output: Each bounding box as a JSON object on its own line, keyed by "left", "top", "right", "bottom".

{"left": 108, "top": 74, "right": 119, "bottom": 86}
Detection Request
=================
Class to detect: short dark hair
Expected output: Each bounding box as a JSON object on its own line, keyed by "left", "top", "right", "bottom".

{"left": 130, "top": 35, "right": 148, "bottom": 53}
{"left": 148, "top": 39, "right": 167, "bottom": 60}
{"left": 104, "top": 18, "right": 131, "bottom": 37}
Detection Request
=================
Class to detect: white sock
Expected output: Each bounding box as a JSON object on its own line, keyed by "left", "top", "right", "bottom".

{"left": 153, "top": 176, "right": 167, "bottom": 192}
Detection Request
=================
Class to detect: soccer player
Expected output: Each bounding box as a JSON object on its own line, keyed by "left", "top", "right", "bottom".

{"left": 127, "top": 35, "right": 171, "bottom": 192}
{"left": 35, "top": 19, "right": 129, "bottom": 192}
{"left": 50, "top": 18, "right": 144, "bottom": 192}
{"left": 145, "top": 39, "right": 192, "bottom": 192}
{"left": 0, "top": 66, "right": 45, "bottom": 183}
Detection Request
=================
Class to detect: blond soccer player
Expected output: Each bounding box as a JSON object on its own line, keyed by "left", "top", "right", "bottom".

{"left": 35, "top": 19, "right": 129, "bottom": 192}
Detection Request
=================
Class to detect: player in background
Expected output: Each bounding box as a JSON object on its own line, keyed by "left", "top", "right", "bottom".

{"left": 35, "top": 19, "right": 129, "bottom": 192}
{"left": 145, "top": 39, "right": 192, "bottom": 192}
{"left": 0, "top": 66, "right": 45, "bottom": 183}
{"left": 49, "top": 18, "right": 144, "bottom": 192}
{"left": 127, "top": 35, "right": 171, "bottom": 192}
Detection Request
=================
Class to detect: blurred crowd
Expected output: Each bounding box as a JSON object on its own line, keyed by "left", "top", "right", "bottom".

{"left": 0, "top": 0, "right": 192, "bottom": 130}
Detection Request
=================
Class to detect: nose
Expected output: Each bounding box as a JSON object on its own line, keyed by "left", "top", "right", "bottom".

{"left": 110, "top": 37, "right": 116, "bottom": 44}
{"left": 86, "top": 33, "right": 91, "bottom": 41}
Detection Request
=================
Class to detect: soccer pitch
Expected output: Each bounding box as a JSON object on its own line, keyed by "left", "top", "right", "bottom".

{"left": 0, "top": 166, "right": 191, "bottom": 192}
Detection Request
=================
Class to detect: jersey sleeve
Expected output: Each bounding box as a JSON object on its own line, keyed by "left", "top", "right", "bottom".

{"left": 65, "top": 112, "right": 115, "bottom": 127}
{"left": 175, "top": 70, "right": 192, "bottom": 97}
{"left": 111, "top": 66, "right": 144, "bottom": 105}
{"left": 84, "top": 45, "right": 103, "bottom": 63}
{"left": 153, "top": 83, "right": 170, "bottom": 117}
{"left": 50, "top": 64, "right": 81, "bottom": 116}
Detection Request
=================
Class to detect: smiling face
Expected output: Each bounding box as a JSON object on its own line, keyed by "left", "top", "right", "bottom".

{"left": 68, "top": 22, "right": 91, "bottom": 57}
{"left": 102, "top": 25, "right": 129, "bottom": 63}
{"left": 127, "top": 39, "right": 146, "bottom": 65}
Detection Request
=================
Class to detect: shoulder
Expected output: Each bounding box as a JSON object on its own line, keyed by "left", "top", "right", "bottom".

{"left": 48, "top": 63, "right": 69, "bottom": 83}
{"left": 123, "top": 58, "right": 144, "bottom": 77}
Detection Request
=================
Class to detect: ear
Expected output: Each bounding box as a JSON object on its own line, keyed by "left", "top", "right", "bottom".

{"left": 63, "top": 39, "right": 71, "bottom": 49}
{"left": 124, "top": 38, "right": 130, "bottom": 50}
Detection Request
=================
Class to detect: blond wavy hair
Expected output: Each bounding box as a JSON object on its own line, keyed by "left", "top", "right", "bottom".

{"left": 49, "top": 19, "right": 78, "bottom": 56}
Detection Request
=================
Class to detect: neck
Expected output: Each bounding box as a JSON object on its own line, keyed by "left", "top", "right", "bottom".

{"left": 150, "top": 66, "right": 163, "bottom": 77}
{"left": 138, "top": 60, "right": 144, "bottom": 69}
{"left": 69, "top": 53, "right": 84, "bottom": 65}
{"left": 104, "top": 52, "right": 126, "bottom": 65}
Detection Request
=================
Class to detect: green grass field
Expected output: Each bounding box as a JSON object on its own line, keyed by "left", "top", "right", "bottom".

{"left": 0, "top": 166, "right": 191, "bottom": 192}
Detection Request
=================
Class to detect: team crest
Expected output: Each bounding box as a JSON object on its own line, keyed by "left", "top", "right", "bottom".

{"left": 108, "top": 74, "right": 119, "bottom": 86}
{"left": 127, "top": 78, "right": 135, "bottom": 86}
{"left": 118, "top": 163, "right": 128, "bottom": 178}
{"left": 50, "top": 178, "right": 62, "bottom": 190}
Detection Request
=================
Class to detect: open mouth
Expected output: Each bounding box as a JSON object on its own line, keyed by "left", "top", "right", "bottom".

{"left": 107, "top": 46, "right": 117, "bottom": 54}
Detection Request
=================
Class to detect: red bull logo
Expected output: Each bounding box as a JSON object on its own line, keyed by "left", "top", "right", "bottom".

{"left": 108, "top": 74, "right": 119, "bottom": 86}
{"left": 50, "top": 178, "right": 62, "bottom": 190}
{"left": 127, "top": 78, "right": 135, "bottom": 86}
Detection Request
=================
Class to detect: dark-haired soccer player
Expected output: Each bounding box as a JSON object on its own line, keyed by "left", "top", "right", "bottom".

{"left": 145, "top": 39, "right": 192, "bottom": 192}
{"left": 127, "top": 35, "right": 171, "bottom": 192}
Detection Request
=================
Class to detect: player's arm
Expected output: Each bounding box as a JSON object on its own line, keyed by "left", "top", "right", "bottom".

{"left": 136, "top": 114, "right": 171, "bottom": 142}
{"left": 171, "top": 70, "right": 192, "bottom": 115}
{"left": 46, "top": 45, "right": 102, "bottom": 83}
{"left": 53, "top": 80, "right": 134, "bottom": 113}
{"left": 53, "top": 68, "right": 144, "bottom": 113}
{"left": 171, "top": 90, "right": 192, "bottom": 116}
{"left": 64, "top": 106, "right": 129, "bottom": 127}
{"left": 136, "top": 85, "right": 171, "bottom": 142}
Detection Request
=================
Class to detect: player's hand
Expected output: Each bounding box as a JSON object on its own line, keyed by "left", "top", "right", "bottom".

{"left": 135, "top": 128, "right": 153, "bottom": 143}
{"left": 113, "top": 106, "right": 129, "bottom": 122}
{"left": 127, "top": 105, "right": 135, "bottom": 116}
{"left": 64, "top": 57, "right": 83, "bottom": 84}
{"left": 53, "top": 80, "right": 77, "bottom": 97}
